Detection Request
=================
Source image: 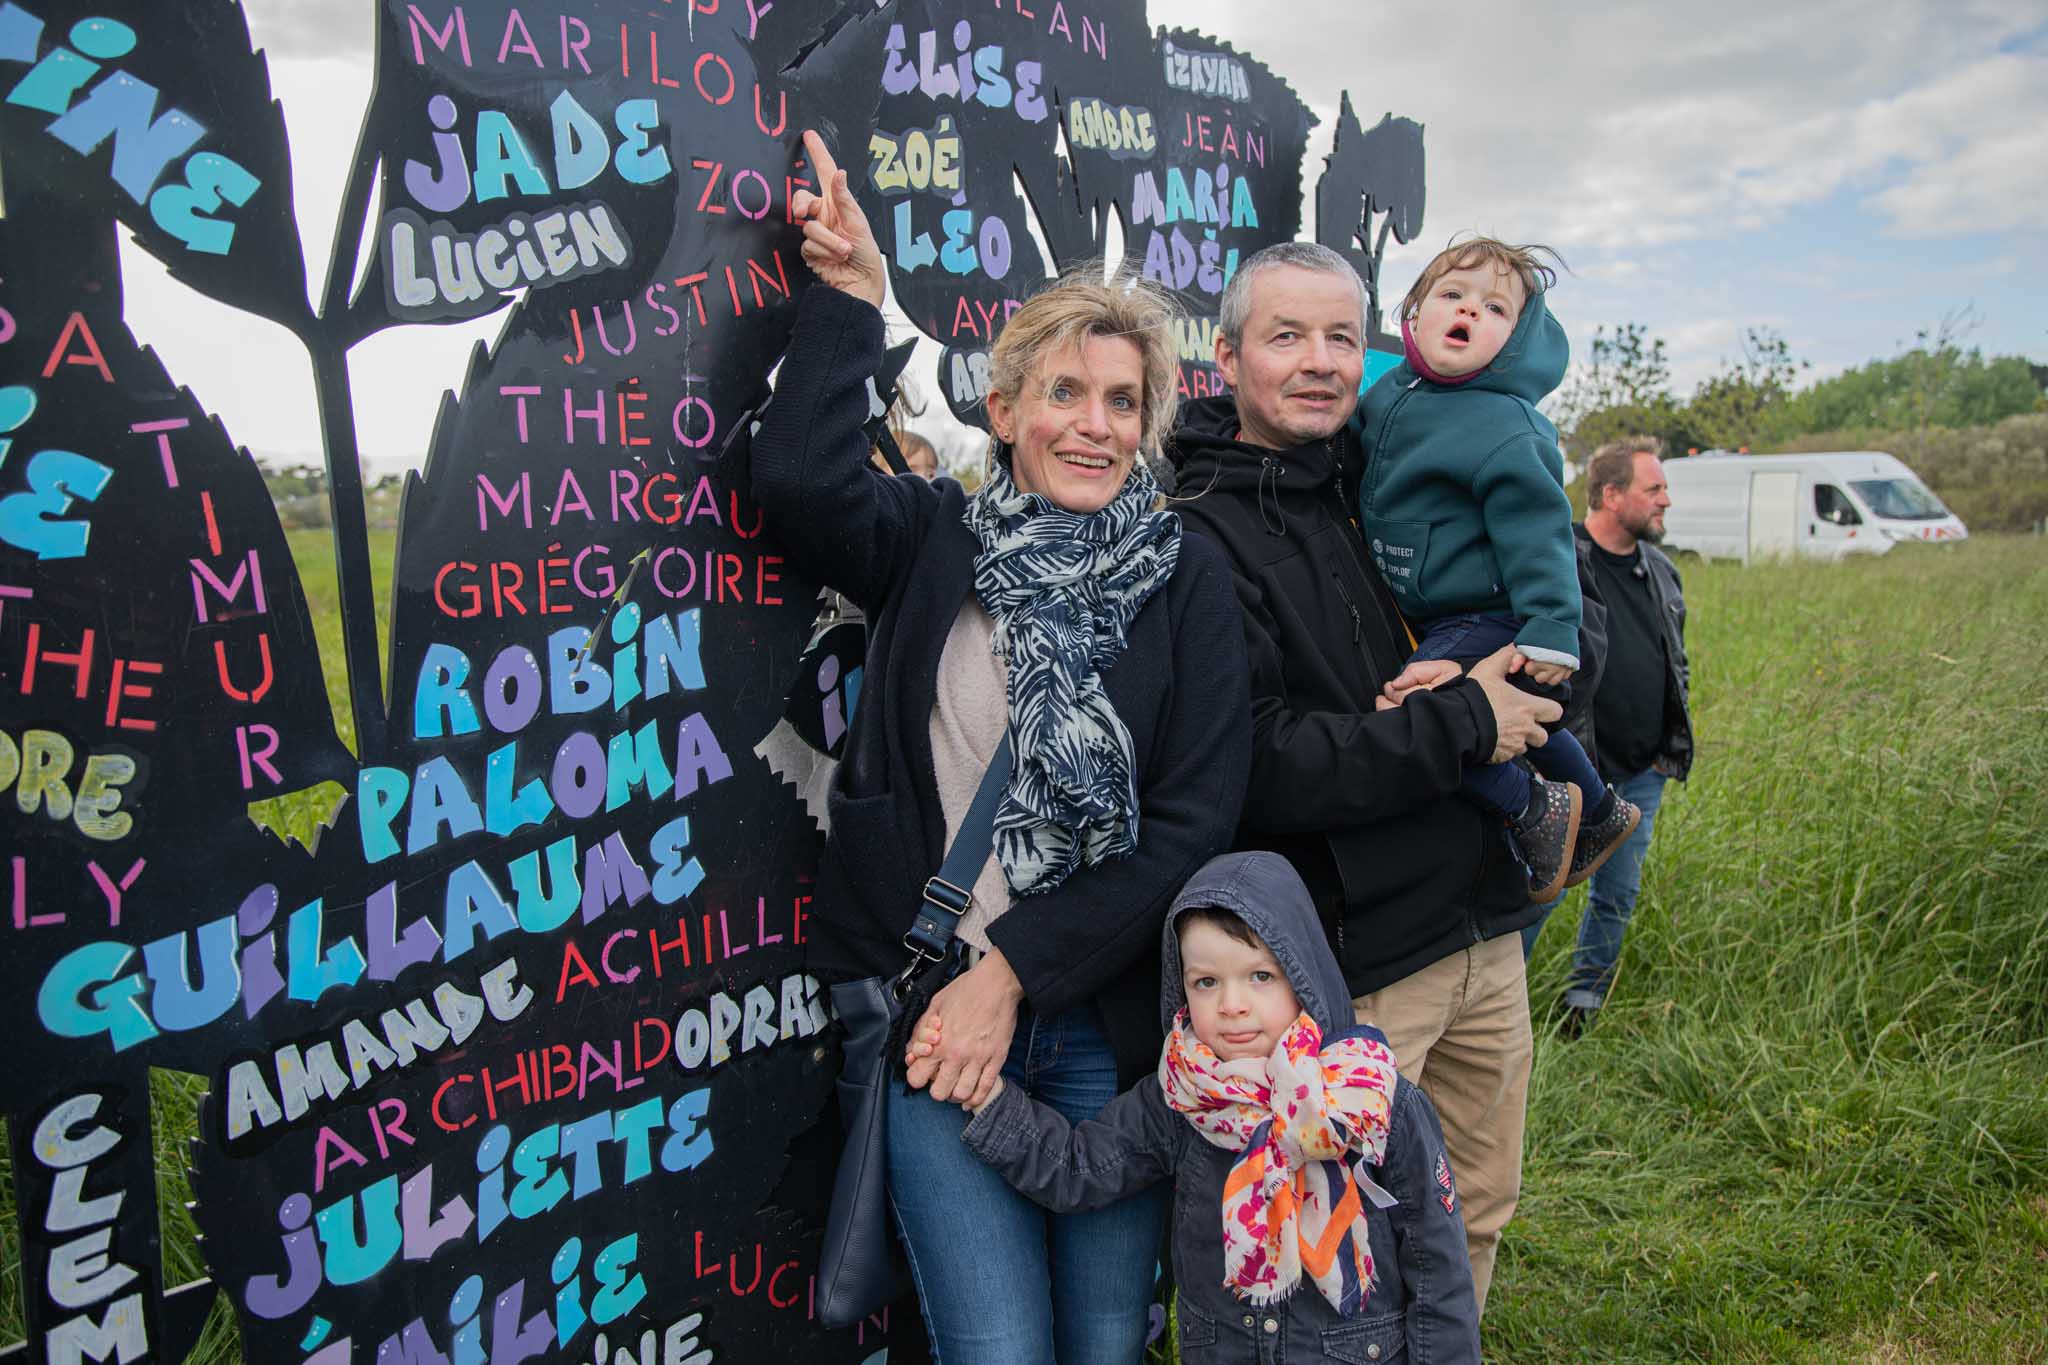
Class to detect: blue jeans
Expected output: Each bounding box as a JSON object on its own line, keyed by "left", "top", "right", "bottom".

{"left": 1521, "top": 892, "right": 1562, "bottom": 962}
{"left": 886, "top": 1002, "right": 1166, "bottom": 1364}
{"left": 1543, "top": 768, "right": 1666, "bottom": 1008}
{"left": 1411, "top": 614, "right": 1607, "bottom": 820}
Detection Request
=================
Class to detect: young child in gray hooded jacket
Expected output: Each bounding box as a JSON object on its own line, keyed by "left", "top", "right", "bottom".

{"left": 911, "top": 852, "right": 1480, "bottom": 1363}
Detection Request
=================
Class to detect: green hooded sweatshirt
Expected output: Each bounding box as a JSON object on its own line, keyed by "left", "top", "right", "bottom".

{"left": 1352, "top": 288, "right": 1580, "bottom": 664}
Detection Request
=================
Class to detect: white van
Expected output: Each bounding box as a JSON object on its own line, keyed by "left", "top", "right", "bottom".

{"left": 1660, "top": 450, "right": 1968, "bottom": 563}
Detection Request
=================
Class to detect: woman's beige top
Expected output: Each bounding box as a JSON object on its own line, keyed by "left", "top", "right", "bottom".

{"left": 927, "top": 598, "right": 1012, "bottom": 950}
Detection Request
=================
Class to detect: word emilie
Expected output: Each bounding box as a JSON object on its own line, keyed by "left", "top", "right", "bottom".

{"left": 273, "top": 1234, "right": 667, "bottom": 1365}
{"left": 0, "top": 5, "right": 263, "bottom": 254}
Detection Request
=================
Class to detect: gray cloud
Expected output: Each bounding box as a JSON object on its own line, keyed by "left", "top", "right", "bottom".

{"left": 1165, "top": 0, "right": 2046, "bottom": 390}
{"left": 1176, "top": 0, "right": 2045, "bottom": 252}
{"left": 186, "top": 0, "right": 2043, "bottom": 456}
{"left": 243, "top": 0, "right": 374, "bottom": 62}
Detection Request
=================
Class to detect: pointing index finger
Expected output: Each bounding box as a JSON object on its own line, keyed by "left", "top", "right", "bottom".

{"left": 801, "top": 129, "right": 841, "bottom": 212}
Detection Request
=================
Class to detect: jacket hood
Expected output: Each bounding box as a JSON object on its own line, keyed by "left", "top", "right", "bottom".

{"left": 1158, "top": 852, "right": 1353, "bottom": 1037}
{"left": 1401, "top": 287, "right": 1568, "bottom": 407}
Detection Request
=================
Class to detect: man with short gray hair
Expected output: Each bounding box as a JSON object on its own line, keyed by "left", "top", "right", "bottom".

{"left": 1170, "top": 241, "right": 1559, "bottom": 1308}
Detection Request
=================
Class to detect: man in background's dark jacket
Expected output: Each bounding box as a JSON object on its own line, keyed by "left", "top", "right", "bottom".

{"left": 1536, "top": 438, "right": 1693, "bottom": 1033}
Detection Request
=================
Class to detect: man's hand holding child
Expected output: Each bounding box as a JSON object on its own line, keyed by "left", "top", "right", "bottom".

{"left": 1375, "top": 657, "right": 1464, "bottom": 710}
{"left": 1511, "top": 652, "right": 1573, "bottom": 688}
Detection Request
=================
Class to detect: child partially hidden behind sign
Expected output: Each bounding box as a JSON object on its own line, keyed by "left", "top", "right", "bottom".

{"left": 1355, "top": 236, "right": 1640, "bottom": 901}
{"left": 912, "top": 852, "right": 1481, "bottom": 1363}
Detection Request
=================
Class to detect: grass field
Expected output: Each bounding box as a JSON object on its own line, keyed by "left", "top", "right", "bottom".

{"left": 1502, "top": 535, "right": 2048, "bottom": 1361}
{"left": 5, "top": 532, "right": 2044, "bottom": 1361}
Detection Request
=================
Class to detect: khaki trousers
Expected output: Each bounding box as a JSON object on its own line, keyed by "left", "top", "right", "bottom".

{"left": 1351, "top": 932, "right": 1532, "bottom": 1312}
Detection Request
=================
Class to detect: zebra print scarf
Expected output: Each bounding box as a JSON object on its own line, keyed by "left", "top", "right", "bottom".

{"left": 964, "top": 457, "right": 1181, "bottom": 895}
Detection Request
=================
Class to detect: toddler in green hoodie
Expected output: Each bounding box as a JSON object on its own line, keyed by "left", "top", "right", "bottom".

{"left": 1354, "top": 237, "right": 1640, "bottom": 900}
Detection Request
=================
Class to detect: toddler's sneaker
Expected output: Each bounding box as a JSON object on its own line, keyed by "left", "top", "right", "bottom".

{"left": 1564, "top": 788, "right": 1642, "bottom": 887}
{"left": 1512, "top": 777, "right": 1582, "bottom": 903}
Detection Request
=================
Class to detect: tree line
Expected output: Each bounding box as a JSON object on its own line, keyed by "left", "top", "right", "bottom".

{"left": 1551, "top": 311, "right": 2047, "bottom": 459}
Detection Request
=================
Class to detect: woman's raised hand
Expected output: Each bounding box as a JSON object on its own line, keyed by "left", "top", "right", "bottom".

{"left": 793, "top": 129, "right": 885, "bottom": 308}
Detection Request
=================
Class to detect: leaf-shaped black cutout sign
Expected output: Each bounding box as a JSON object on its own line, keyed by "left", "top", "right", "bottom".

{"left": 2, "top": 4, "right": 1424, "bottom": 1361}
{"left": 0, "top": 0, "right": 312, "bottom": 332}
{"left": 0, "top": 195, "right": 347, "bottom": 1361}
{"left": 1317, "top": 92, "right": 1427, "bottom": 353}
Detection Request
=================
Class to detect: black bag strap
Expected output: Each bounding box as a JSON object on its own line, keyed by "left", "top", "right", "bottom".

{"left": 899, "top": 734, "right": 1014, "bottom": 979}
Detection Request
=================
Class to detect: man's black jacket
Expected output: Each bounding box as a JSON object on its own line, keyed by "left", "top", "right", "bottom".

{"left": 1168, "top": 397, "right": 1536, "bottom": 997}
{"left": 1571, "top": 523, "right": 1693, "bottom": 781}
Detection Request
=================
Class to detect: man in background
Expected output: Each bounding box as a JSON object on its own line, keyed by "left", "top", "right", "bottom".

{"left": 1553, "top": 437, "right": 1694, "bottom": 1035}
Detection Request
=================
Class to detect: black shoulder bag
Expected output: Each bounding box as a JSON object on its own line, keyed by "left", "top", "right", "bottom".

{"left": 816, "top": 735, "right": 1015, "bottom": 1328}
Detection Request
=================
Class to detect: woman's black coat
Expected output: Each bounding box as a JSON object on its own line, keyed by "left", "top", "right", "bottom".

{"left": 745, "top": 286, "right": 1253, "bottom": 1084}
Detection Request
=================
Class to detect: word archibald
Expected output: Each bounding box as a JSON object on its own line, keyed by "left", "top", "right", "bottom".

{"left": 34, "top": 605, "right": 734, "bottom": 1055}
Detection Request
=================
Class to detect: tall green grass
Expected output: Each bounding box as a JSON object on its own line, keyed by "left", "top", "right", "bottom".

{"left": 1501, "top": 536, "right": 2048, "bottom": 1361}
{"left": 6, "top": 536, "right": 2043, "bottom": 1360}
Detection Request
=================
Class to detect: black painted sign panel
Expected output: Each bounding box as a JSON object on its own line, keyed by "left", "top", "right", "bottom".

{"left": 0, "top": 2, "right": 1423, "bottom": 1359}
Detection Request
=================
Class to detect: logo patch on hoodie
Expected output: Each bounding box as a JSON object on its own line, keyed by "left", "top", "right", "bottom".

{"left": 1434, "top": 1152, "right": 1457, "bottom": 1215}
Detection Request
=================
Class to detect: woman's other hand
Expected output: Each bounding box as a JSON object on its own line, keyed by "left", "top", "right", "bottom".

{"left": 906, "top": 949, "right": 1024, "bottom": 1110}
{"left": 793, "top": 129, "right": 885, "bottom": 307}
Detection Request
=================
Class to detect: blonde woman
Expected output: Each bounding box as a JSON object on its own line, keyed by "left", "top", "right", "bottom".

{"left": 745, "top": 131, "right": 1250, "bottom": 1362}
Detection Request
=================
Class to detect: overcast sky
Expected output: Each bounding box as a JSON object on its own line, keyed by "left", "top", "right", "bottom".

{"left": 114, "top": 0, "right": 2048, "bottom": 471}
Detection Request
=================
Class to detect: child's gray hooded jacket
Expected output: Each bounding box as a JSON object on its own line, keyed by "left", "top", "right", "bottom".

{"left": 963, "top": 852, "right": 1481, "bottom": 1363}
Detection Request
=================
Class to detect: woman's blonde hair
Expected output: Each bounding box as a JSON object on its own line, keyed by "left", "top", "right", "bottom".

{"left": 986, "top": 266, "right": 1181, "bottom": 459}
